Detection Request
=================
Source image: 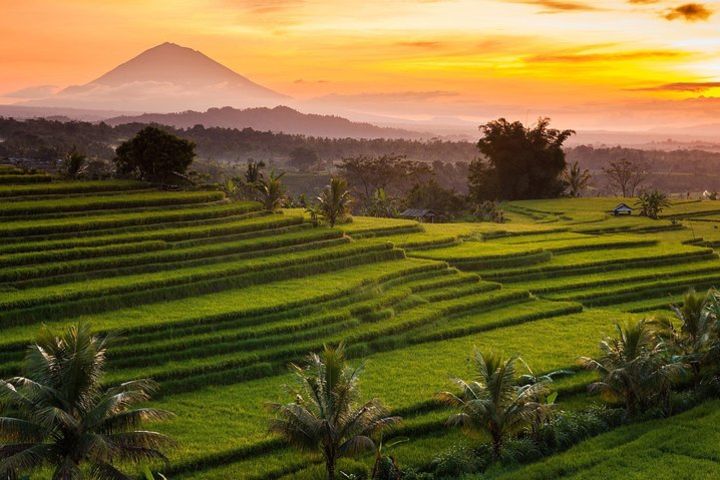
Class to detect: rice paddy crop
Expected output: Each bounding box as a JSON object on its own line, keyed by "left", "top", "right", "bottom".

{"left": 0, "top": 181, "right": 715, "bottom": 479}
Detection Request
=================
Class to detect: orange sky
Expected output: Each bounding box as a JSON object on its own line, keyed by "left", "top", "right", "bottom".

{"left": 2, "top": 0, "right": 720, "bottom": 129}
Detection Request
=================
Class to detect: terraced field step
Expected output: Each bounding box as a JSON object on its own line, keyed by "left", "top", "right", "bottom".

{"left": 484, "top": 244, "right": 715, "bottom": 282}
{"left": 0, "top": 201, "right": 263, "bottom": 239}
{"left": 0, "top": 173, "right": 51, "bottom": 184}
{"left": 0, "top": 258, "right": 449, "bottom": 354}
{"left": 0, "top": 242, "right": 405, "bottom": 325}
{"left": 1, "top": 228, "right": 347, "bottom": 284}
{"left": 411, "top": 242, "right": 552, "bottom": 270}
{"left": 513, "top": 258, "right": 720, "bottom": 295}
{"left": 546, "top": 269, "right": 720, "bottom": 306}
{"left": 0, "top": 180, "right": 150, "bottom": 198}
{"left": 0, "top": 190, "right": 226, "bottom": 217}
{"left": 339, "top": 216, "right": 423, "bottom": 238}
{"left": 102, "top": 288, "right": 534, "bottom": 392}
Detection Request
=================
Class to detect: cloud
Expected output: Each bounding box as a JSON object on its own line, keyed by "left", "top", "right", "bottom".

{"left": 505, "top": 0, "right": 600, "bottom": 13}
{"left": 318, "top": 90, "right": 459, "bottom": 102}
{"left": 3, "top": 85, "right": 58, "bottom": 98}
{"left": 663, "top": 3, "right": 712, "bottom": 21}
{"left": 526, "top": 49, "right": 683, "bottom": 63}
{"left": 220, "top": 0, "right": 303, "bottom": 14}
{"left": 23, "top": 80, "right": 287, "bottom": 113}
{"left": 312, "top": 90, "right": 459, "bottom": 104}
{"left": 630, "top": 81, "right": 720, "bottom": 92}
{"left": 397, "top": 41, "right": 444, "bottom": 49}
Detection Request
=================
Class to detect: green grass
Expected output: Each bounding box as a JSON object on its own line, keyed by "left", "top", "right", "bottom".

{"left": 485, "top": 400, "right": 720, "bottom": 480}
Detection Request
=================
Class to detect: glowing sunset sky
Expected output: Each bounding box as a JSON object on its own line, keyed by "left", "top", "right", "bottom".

{"left": 2, "top": 0, "right": 720, "bottom": 129}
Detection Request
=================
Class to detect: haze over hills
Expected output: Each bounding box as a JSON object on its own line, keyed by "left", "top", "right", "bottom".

{"left": 5, "top": 41, "right": 720, "bottom": 145}
{"left": 21, "top": 42, "right": 288, "bottom": 112}
{"left": 104, "top": 105, "right": 427, "bottom": 139}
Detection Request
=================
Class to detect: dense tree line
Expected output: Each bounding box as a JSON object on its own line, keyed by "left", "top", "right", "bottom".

{"left": 0, "top": 117, "right": 476, "bottom": 167}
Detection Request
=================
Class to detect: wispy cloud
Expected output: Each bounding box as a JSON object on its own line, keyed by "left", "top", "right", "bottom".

{"left": 664, "top": 3, "right": 713, "bottom": 21}
{"left": 397, "top": 41, "right": 444, "bottom": 49}
{"left": 3, "top": 85, "right": 58, "bottom": 98}
{"left": 221, "top": 0, "right": 304, "bottom": 14}
{"left": 313, "top": 90, "right": 459, "bottom": 103}
{"left": 505, "top": 0, "right": 600, "bottom": 13}
{"left": 630, "top": 81, "right": 720, "bottom": 92}
{"left": 526, "top": 49, "right": 684, "bottom": 63}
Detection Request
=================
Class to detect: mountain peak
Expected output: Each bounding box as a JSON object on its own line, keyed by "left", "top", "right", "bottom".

{"left": 39, "top": 42, "right": 288, "bottom": 112}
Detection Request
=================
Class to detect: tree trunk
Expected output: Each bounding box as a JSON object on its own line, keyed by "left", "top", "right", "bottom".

{"left": 327, "top": 456, "right": 336, "bottom": 480}
{"left": 492, "top": 432, "right": 503, "bottom": 459}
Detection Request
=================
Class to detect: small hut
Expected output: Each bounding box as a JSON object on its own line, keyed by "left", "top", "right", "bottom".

{"left": 611, "top": 203, "right": 633, "bottom": 216}
{"left": 399, "top": 208, "right": 438, "bottom": 223}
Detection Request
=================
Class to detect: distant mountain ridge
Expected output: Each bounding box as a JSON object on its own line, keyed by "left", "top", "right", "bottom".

{"left": 105, "top": 105, "right": 427, "bottom": 139}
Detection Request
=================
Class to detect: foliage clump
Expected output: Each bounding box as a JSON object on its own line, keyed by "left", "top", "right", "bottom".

{"left": 115, "top": 126, "right": 196, "bottom": 183}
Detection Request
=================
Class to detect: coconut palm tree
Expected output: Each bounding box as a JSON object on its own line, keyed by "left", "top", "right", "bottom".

{"left": 636, "top": 190, "right": 671, "bottom": 219}
{"left": 659, "top": 289, "right": 720, "bottom": 384}
{"left": 0, "top": 323, "right": 174, "bottom": 479}
{"left": 317, "top": 178, "right": 352, "bottom": 227}
{"left": 62, "top": 147, "right": 88, "bottom": 179}
{"left": 437, "top": 350, "right": 547, "bottom": 459}
{"left": 563, "top": 161, "right": 591, "bottom": 197}
{"left": 581, "top": 319, "right": 684, "bottom": 416}
{"left": 256, "top": 171, "right": 285, "bottom": 212}
{"left": 268, "top": 343, "right": 400, "bottom": 480}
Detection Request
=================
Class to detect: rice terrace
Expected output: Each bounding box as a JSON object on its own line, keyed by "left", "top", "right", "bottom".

{"left": 1, "top": 155, "right": 720, "bottom": 479}
{"left": 5, "top": 1, "right": 720, "bottom": 479}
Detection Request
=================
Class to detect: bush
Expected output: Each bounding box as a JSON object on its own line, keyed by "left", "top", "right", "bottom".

{"left": 430, "top": 445, "right": 479, "bottom": 477}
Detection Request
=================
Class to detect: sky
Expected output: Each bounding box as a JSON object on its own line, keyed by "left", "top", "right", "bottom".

{"left": 2, "top": 0, "right": 720, "bottom": 131}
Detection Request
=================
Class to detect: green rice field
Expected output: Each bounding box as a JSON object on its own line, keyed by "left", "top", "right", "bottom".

{"left": 2, "top": 167, "right": 720, "bottom": 479}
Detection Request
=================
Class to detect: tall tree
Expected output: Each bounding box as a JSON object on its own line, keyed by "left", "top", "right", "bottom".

{"left": 289, "top": 146, "right": 319, "bottom": 172}
{"left": 437, "top": 350, "right": 548, "bottom": 458}
{"left": 316, "top": 177, "right": 352, "bottom": 227}
{"left": 468, "top": 118, "right": 575, "bottom": 201}
{"left": 404, "top": 179, "right": 465, "bottom": 214}
{"left": 563, "top": 161, "right": 591, "bottom": 197}
{"left": 0, "top": 323, "right": 173, "bottom": 479}
{"left": 114, "top": 126, "right": 196, "bottom": 182}
{"left": 338, "top": 155, "right": 432, "bottom": 212}
{"left": 603, "top": 158, "right": 648, "bottom": 197}
{"left": 269, "top": 344, "right": 400, "bottom": 480}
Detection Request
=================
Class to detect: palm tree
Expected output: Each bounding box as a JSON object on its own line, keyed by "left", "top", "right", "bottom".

{"left": 636, "top": 190, "right": 671, "bottom": 219}
{"left": 580, "top": 319, "right": 683, "bottom": 416}
{"left": 256, "top": 171, "right": 285, "bottom": 212}
{"left": 437, "top": 350, "right": 546, "bottom": 459}
{"left": 268, "top": 343, "right": 400, "bottom": 480}
{"left": 0, "top": 323, "right": 174, "bottom": 479}
{"left": 563, "top": 161, "right": 591, "bottom": 197}
{"left": 62, "top": 147, "right": 88, "bottom": 179}
{"left": 317, "top": 178, "right": 352, "bottom": 227}
{"left": 659, "top": 289, "right": 720, "bottom": 384}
